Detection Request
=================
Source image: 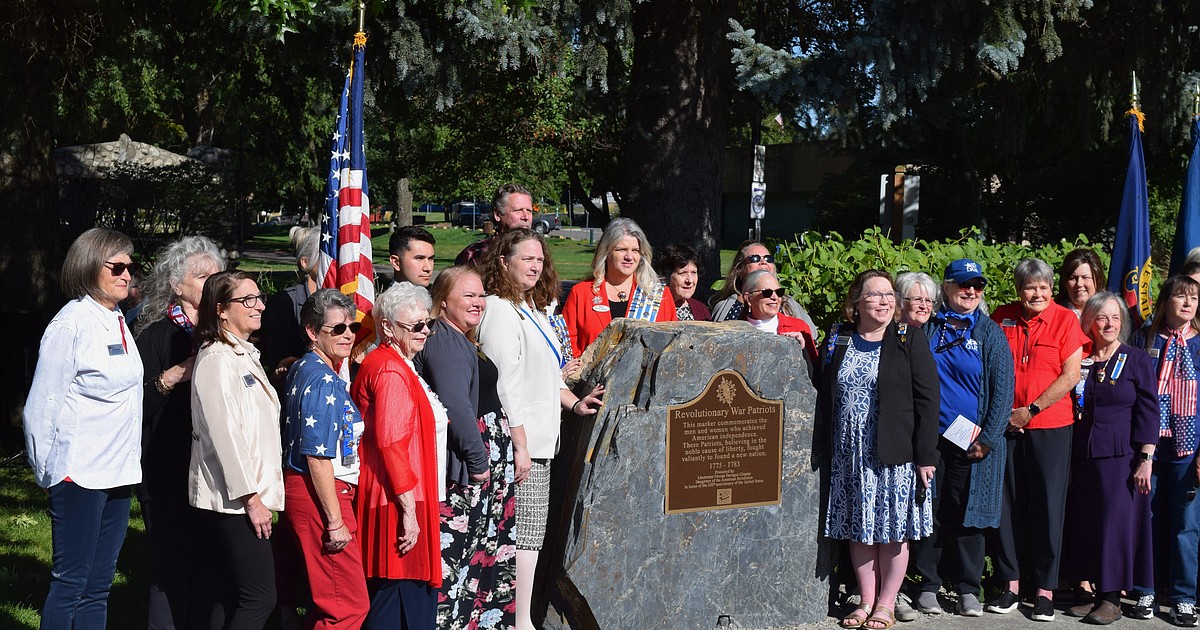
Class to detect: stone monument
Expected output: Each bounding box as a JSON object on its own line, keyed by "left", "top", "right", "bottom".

{"left": 542, "top": 319, "right": 831, "bottom": 629}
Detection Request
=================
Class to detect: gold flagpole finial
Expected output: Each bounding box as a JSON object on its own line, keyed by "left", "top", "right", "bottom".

{"left": 357, "top": 0, "right": 366, "bottom": 34}
{"left": 1130, "top": 71, "right": 1140, "bottom": 110}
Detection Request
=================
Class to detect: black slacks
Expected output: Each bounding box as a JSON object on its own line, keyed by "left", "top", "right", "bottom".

{"left": 911, "top": 438, "right": 987, "bottom": 596}
{"left": 195, "top": 509, "right": 276, "bottom": 630}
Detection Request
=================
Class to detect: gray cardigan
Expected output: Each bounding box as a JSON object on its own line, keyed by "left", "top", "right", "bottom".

{"left": 923, "top": 312, "right": 1014, "bottom": 529}
{"left": 414, "top": 319, "right": 488, "bottom": 486}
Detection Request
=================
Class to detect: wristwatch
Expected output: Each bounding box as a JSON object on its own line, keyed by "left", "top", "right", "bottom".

{"left": 1027, "top": 402, "right": 1041, "bottom": 416}
{"left": 1138, "top": 452, "right": 1153, "bottom": 462}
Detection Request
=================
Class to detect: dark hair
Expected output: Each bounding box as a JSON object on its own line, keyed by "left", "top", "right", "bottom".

{"left": 300, "top": 288, "right": 355, "bottom": 340}
{"left": 1143, "top": 275, "right": 1200, "bottom": 350}
{"left": 61, "top": 227, "right": 135, "bottom": 300}
{"left": 843, "top": 269, "right": 894, "bottom": 323}
{"left": 388, "top": 225, "right": 435, "bottom": 256}
{"left": 492, "top": 183, "right": 531, "bottom": 216}
{"left": 654, "top": 243, "right": 704, "bottom": 278}
{"left": 1181, "top": 261, "right": 1200, "bottom": 278}
{"left": 1055, "top": 249, "right": 1107, "bottom": 307}
{"left": 194, "top": 270, "right": 256, "bottom": 348}
{"left": 481, "top": 228, "right": 560, "bottom": 311}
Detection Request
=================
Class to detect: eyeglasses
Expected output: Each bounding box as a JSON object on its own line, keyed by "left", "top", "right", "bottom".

{"left": 742, "top": 254, "right": 775, "bottom": 265}
{"left": 904, "top": 296, "right": 934, "bottom": 306}
{"left": 863, "top": 291, "right": 898, "bottom": 302}
{"left": 395, "top": 318, "right": 435, "bottom": 334}
{"left": 956, "top": 279, "right": 986, "bottom": 291}
{"left": 103, "top": 260, "right": 140, "bottom": 276}
{"left": 321, "top": 321, "right": 363, "bottom": 336}
{"left": 224, "top": 293, "right": 268, "bottom": 308}
{"left": 746, "top": 288, "right": 786, "bottom": 299}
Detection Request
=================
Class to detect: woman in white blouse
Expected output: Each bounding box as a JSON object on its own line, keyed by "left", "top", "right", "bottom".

{"left": 189, "top": 270, "right": 283, "bottom": 629}
{"left": 25, "top": 227, "right": 143, "bottom": 628}
{"left": 477, "top": 228, "right": 604, "bottom": 630}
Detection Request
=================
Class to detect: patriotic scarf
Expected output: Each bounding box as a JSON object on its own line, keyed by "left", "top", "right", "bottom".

{"left": 676, "top": 300, "right": 695, "bottom": 321}
{"left": 1158, "top": 328, "right": 1199, "bottom": 458}
{"left": 168, "top": 302, "right": 194, "bottom": 336}
{"left": 626, "top": 283, "right": 664, "bottom": 322}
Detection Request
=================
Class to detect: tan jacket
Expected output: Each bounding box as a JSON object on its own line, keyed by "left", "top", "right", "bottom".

{"left": 189, "top": 332, "right": 284, "bottom": 513}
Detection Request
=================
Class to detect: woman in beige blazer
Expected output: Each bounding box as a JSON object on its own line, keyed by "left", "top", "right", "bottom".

{"left": 477, "top": 228, "right": 604, "bottom": 630}
{"left": 190, "top": 270, "right": 283, "bottom": 630}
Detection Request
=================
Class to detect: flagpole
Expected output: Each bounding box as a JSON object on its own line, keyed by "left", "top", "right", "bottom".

{"left": 1192, "top": 83, "right": 1199, "bottom": 118}
{"left": 1130, "top": 71, "right": 1139, "bottom": 110}
{"left": 357, "top": 0, "right": 366, "bottom": 33}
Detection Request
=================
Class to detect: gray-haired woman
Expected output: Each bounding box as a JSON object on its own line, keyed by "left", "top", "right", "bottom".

{"left": 561, "top": 217, "right": 676, "bottom": 357}
{"left": 134, "top": 235, "right": 225, "bottom": 628}
{"left": 895, "top": 272, "right": 939, "bottom": 328}
{"left": 25, "top": 227, "right": 142, "bottom": 628}
{"left": 986, "top": 258, "right": 1089, "bottom": 620}
{"left": 282, "top": 288, "right": 370, "bottom": 628}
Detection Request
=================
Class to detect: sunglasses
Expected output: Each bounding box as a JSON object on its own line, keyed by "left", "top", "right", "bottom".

{"left": 395, "top": 318, "right": 435, "bottom": 334}
{"left": 957, "top": 279, "right": 986, "bottom": 291}
{"left": 321, "top": 321, "right": 363, "bottom": 336}
{"left": 103, "top": 260, "right": 140, "bottom": 276}
{"left": 746, "top": 288, "right": 786, "bottom": 299}
{"left": 224, "top": 293, "right": 268, "bottom": 308}
{"left": 742, "top": 254, "right": 775, "bottom": 265}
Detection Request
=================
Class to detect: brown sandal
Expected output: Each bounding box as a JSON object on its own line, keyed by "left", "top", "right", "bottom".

{"left": 840, "top": 604, "right": 872, "bottom": 628}
{"left": 864, "top": 605, "right": 895, "bottom": 630}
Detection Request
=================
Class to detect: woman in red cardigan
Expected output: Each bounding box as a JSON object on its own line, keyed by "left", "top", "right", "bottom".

{"left": 741, "top": 269, "right": 817, "bottom": 367}
{"left": 562, "top": 218, "right": 676, "bottom": 358}
{"left": 352, "top": 282, "right": 449, "bottom": 630}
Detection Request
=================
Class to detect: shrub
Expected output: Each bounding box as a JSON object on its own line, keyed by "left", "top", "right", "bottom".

{"left": 773, "top": 227, "right": 1135, "bottom": 336}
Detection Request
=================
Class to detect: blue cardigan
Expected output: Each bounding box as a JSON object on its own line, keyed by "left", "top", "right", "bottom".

{"left": 923, "top": 313, "right": 1014, "bottom": 529}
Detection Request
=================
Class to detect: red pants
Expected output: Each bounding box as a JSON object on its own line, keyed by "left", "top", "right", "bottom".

{"left": 284, "top": 471, "right": 370, "bottom": 630}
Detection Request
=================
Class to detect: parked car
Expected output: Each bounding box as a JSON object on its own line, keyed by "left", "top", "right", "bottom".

{"left": 532, "top": 213, "right": 561, "bottom": 234}
{"left": 451, "top": 201, "right": 493, "bottom": 228}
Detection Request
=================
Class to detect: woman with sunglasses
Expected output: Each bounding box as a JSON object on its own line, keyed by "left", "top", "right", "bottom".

{"left": 561, "top": 218, "right": 676, "bottom": 358}
{"left": 710, "top": 240, "right": 816, "bottom": 331}
{"left": 987, "top": 258, "right": 1089, "bottom": 621}
{"left": 352, "top": 282, "right": 449, "bottom": 629}
{"left": 819, "top": 269, "right": 938, "bottom": 630}
{"left": 25, "top": 228, "right": 143, "bottom": 628}
{"left": 134, "top": 235, "right": 225, "bottom": 628}
{"left": 190, "top": 270, "right": 284, "bottom": 628}
{"left": 741, "top": 269, "right": 816, "bottom": 366}
{"left": 907, "top": 260, "right": 1013, "bottom": 618}
{"left": 478, "top": 229, "right": 604, "bottom": 630}
{"left": 280, "top": 288, "right": 370, "bottom": 629}
{"left": 413, "top": 266, "right": 517, "bottom": 629}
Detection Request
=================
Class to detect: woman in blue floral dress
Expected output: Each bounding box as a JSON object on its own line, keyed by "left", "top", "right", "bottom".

{"left": 414, "top": 266, "right": 517, "bottom": 629}
{"left": 818, "top": 270, "right": 940, "bottom": 629}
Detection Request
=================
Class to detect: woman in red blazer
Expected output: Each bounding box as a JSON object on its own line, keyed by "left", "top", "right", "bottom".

{"left": 741, "top": 270, "right": 817, "bottom": 367}
{"left": 561, "top": 218, "right": 675, "bottom": 357}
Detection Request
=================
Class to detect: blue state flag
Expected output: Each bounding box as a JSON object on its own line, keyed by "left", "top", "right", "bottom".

{"left": 1108, "top": 110, "right": 1153, "bottom": 326}
{"left": 1171, "top": 115, "right": 1200, "bottom": 274}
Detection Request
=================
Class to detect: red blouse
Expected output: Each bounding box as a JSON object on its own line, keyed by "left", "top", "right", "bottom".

{"left": 561, "top": 279, "right": 677, "bottom": 358}
{"left": 351, "top": 343, "right": 441, "bottom": 585}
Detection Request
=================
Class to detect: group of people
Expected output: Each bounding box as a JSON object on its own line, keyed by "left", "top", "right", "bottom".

{"left": 22, "top": 187, "right": 1200, "bottom": 630}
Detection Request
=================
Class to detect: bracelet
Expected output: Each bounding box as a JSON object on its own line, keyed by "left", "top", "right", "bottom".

{"left": 154, "top": 372, "right": 173, "bottom": 396}
{"left": 327, "top": 522, "right": 344, "bottom": 531}
{"left": 571, "top": 399, "right": 582, "bottom": 414}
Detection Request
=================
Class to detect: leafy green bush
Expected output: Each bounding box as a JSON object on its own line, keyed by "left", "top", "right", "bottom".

{"left": 773, "top": 227, "right": 1131, "bottom": 336}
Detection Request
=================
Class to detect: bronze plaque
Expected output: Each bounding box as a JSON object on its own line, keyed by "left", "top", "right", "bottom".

{"left": 665, "top": 369, "right": 783, "bottom": 514}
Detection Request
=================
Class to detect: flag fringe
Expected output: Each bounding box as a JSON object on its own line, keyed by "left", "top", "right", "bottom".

{"left": 354, "top": 32, "right": 367, "bottom": 48}
{"left": 1126, "top": 107, "right": 1146, "bottom": 133}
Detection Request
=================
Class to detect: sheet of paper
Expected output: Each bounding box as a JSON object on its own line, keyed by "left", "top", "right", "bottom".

{"left": 943, "top": 414, "right": 981, "bottom": 451}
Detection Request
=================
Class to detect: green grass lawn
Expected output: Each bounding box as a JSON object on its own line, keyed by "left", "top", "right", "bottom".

{"left": 0, "top": 466, "right": 149, "bottom": 629}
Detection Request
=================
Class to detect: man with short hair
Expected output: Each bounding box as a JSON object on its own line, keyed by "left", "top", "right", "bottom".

{"left": 455, "top": 183, "right": 534, "bottom": 266}
{"left": 388, "top": 225, "right": 436, "bottom": 287}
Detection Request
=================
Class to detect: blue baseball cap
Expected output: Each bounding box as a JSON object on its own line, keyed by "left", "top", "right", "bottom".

{"left": 944, "top": 259, "right": 986, "bottom": 285}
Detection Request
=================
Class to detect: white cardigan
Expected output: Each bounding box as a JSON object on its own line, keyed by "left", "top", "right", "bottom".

{"left": 477, "top": 295, "right": 567, "bottom": 459}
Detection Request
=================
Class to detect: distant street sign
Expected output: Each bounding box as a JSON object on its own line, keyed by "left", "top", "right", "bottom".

{"left": 750, "top": 181, "right": 766, "bottom": 219}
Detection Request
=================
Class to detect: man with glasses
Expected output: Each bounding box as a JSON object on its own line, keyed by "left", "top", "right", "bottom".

{"left": 455, "top": 183, "right": 535, "bottom": 266}
{"left": 909, "top": 259, "right": 1014, "bottom": 617}
{"left": 710, "top": 240, "right": 816, "bottom": 331}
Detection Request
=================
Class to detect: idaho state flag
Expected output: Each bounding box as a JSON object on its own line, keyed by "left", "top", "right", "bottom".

{"left": 1171, "top": 115, "right": 1200, "bottom": 274}
{"left": 1108, "top": 109, "right": 1153, "bottom": 326}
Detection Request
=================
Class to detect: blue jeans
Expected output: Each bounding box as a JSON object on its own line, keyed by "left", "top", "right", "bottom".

{"left": 42, "top": 481, "right": 132, "bottom": 630}
{"left": 1144, "top": 460, "right": 1200, "bottom": 604}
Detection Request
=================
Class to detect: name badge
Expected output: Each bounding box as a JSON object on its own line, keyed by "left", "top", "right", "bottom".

{"left": 1149, "top": 348, "right": 1160, "bottom": 358}
{"left": 835, "top": 336, "right": 851, "bottom": 346}
{"left": 1001, "top": 318, "right": 1017, "bottom": 327}
{"left": 592, "top": 305, "right": 610, "bottom": 312}
{"left": 242, "top": 374, "right": 257, "bottom": 388}
{"left": 107, "top": 344, "right": 125, "bottom": 356}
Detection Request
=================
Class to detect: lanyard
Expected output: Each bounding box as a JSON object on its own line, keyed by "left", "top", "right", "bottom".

{"left": 518, "top": 304, "right": 565, "bottom": 368}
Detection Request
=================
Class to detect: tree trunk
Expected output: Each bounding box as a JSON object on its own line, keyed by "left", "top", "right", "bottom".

{"left": 619, "top": 0, "right": 735, "bottom": 299}
{"left": 394, "top": 177, "right": 413, "bottom": 228}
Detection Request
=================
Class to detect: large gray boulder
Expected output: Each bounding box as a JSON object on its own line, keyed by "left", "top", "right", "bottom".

{"left": 543, "top": 319, "right": 832, "bottom": 630}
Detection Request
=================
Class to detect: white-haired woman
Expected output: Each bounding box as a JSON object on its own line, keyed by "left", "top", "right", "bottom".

{"left": 352, "top": 282, "right": 449, "bottom": 629}
{"left": 895, "top": 272, "right": 938, "bottom": 328}
{"left": 134, "top": 235, "right": 225, "bottom": 628}
{"left": 987, "top": 258, "right": 1088, "bottom": 621}
{"left": 25, "top": 227, "right": 142, "bottom": 628}
{"left": 561, "top": 217, "right": 676, "bottom": 357}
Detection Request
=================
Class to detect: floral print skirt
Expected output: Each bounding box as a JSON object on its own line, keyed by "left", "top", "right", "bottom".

{"left": 437, "top": 410, "right": 518, "bottom": 629}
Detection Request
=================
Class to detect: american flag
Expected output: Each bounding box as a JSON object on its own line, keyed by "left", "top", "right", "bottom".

{"left": 319, "top": 32, "right": 375, "bottom": 355}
